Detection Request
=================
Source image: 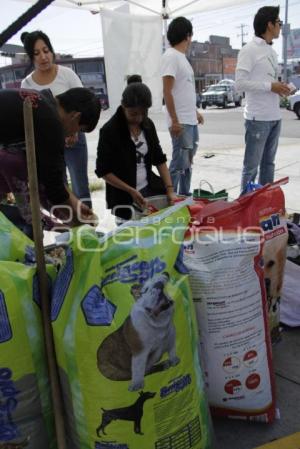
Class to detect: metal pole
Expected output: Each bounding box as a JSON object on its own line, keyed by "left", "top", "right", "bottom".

{"left": 23, "top": 98, "right": 67, "bottom": 449}
{"left": 282, "top": 0, "right": 289, "bottom": 83}
{"left": 162, "top": 0, "right": 168, "bottom": 53}
{"left": 163, "top": 18, "right": 168, "bottom": 53}
{"left": 0, "top": 0, "right": 55, "bottom": 47}
{"left": 222, "top": 57, "right": 224, "bottom": 80}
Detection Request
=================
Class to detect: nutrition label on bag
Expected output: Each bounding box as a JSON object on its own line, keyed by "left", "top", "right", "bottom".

{"left": 184, "top": 232, "right": 273, "bottom": 411}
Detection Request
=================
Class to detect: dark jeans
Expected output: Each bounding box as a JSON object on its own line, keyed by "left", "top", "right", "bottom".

{"left": 64, "top": 132, "right": 92, "bottom": 208}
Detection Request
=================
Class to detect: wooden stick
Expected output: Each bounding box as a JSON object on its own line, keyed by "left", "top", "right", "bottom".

{"left": 23, "top": 98, "right": 67, "bottom": 449}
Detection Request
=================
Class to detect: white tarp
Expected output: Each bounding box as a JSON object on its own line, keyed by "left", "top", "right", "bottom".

{"left": 12, "top": 0, "right": 255, "bottom": 16}
{"left": 101, "top": 8, "right": 162, "bottom": 113}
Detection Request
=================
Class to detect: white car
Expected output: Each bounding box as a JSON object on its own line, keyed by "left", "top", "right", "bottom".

{"left": 287, "top": 89, "right": 300, "bottom": 119}
{"left": 201, "top": 84, "right": 242, "bottom": 109}
{"left": 218, "top": 79, "right": 235, "bottom": 85}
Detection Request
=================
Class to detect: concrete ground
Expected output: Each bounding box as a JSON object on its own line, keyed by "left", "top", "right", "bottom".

{"left": 51, "top": 106, "right": 300, "bottom": 448}
{"left": 87, "top": 107, "right": 300, "bottom": 234}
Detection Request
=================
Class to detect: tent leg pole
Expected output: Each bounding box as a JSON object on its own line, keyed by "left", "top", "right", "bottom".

{"left": 163, "top": 16, "right": 168, "bottom": 52}
{"left": 162, "top": 0, "right": 168, "bottom": 53}
{"left": 23, "top": 98, "right": 67, "bottom": 449}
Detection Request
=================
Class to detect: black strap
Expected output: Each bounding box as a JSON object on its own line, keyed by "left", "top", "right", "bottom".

{"left": 0, "top": 0, "right": 55, "bottom": 47}
{"left": 136, "top": 148, "right": 145, "bottom": 164}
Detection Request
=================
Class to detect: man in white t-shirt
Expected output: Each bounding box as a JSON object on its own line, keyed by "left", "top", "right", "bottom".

{"left": 235, "top": 6, "right": 291, "bottom": 194}
{"left": 161, "top": 17, "right": 204, "bottom": 196}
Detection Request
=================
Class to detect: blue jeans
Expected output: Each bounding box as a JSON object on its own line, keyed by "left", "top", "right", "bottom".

{"left": 241, "top": 119, "right": 281, "bottom": 194}
{"left": 64, "top": 132, "right": 92, "bottom": 208}
{"left": 169, "top": 124, "right": 199, "bottom": 196}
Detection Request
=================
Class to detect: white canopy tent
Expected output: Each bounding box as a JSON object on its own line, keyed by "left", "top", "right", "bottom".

{"left": 7, "top": 0, "right": 259, "bottom": 112}
{"left": 13, "top": 0, "right": 256, "bottom": 16}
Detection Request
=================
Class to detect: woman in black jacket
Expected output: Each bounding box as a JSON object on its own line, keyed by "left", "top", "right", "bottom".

{"left": 95, "top": 82, "right": 176, "bottom": 220}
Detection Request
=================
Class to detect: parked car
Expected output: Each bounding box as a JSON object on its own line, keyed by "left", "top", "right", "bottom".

{"left": 94, "top": 91, "right": 109, "bottom": 110}
{"left": 287, "top": 90, "right": 300, "bottom": 119}
{"left": 201, "top": 83, "right": 242, "bottom": 109}
{"left": 217, "top": 79, "right": 235, "bottom": 86}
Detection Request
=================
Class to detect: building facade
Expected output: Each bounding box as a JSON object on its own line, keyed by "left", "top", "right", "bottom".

{"left": 0, "top": 55, "right": 107, "bottom": 96}
{"left": 187, "top": 35, "right": 239, "bottom": 93}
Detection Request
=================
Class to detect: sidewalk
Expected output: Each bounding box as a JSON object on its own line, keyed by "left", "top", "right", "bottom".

{"left": 88, "top": 131, "right": 300, "bottom": 234}
{"left": 87, "top": 109, "right": 300, "bottom": 227}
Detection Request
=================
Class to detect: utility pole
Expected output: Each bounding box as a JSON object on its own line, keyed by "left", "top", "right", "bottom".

{"left": 282, "top": 0, "right": 290, "bottom": 82}
{"left": 237, "top": 24, "right": 248, "bottom": 48}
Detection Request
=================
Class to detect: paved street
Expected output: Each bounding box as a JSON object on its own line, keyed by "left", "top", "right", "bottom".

{"left": 86, "top": 104, "right": 300, "bottom": 231}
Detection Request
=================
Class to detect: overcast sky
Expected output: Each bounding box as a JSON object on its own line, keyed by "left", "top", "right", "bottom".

{"left": 1, "top": 0, "right": 300, "bottom": 66}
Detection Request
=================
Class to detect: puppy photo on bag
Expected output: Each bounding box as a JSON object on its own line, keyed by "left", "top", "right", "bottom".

{"left": 97, "top": 272, "right": 180, "bottom": 391}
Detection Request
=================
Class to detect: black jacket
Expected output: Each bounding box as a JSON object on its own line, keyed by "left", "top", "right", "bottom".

{"left": 0, "top": 89, "right": 68, "bottom": 204}
{"left": 95, "top": 106, "right": 167, "bottom": 218}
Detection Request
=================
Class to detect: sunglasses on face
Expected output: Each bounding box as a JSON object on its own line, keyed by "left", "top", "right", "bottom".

{"left": 275, "top": 19, "right": 283, "bottom": 27}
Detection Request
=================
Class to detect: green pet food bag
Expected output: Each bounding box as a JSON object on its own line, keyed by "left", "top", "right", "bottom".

{"left": 0, "top": 261, "right": 56, "bottom": 448}
{"left": 51, "top": 203, "right": 213, "bottom": 449}
{"left": 0, "top": 212, "right": 34, "bottom": 262}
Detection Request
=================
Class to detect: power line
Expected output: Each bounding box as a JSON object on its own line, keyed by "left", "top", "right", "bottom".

{"left": 191, "top": 0, "right": 299, "bottom": 39}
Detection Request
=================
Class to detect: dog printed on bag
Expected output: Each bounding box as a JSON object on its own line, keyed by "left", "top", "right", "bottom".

{"left": 264, "top": 234, "right": 287, "bottom": 311}
{"left": 0, "top": 438, "right": 29, "bottom": 449}
{"left": 97, "top": 272, "right": 180, "bottom": 391}
{"left": 263, "top": 232, "right": 287, "bottom": 340}
{"left": 96, "top": 391, "right": 156, "bottom": 436}
{"left": 261, "top": 213, "right": 288, "bottom": 340}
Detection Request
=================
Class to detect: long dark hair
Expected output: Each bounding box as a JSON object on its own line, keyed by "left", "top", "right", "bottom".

{"left": 121, "top": 82, "right": 152, "bottom": 109}
{"left": 21, "top": 30, "right": 55, "bottom": 73}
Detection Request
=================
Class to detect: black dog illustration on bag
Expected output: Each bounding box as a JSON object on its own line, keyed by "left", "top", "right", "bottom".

{"left": 0, "top": 438, "right": 29, "bottom": 449}
{"left": 96, "top": 391, "right": 156, "bottom": 436}
{"left": 97, "top": 272, "right": 180, "bottom": 391}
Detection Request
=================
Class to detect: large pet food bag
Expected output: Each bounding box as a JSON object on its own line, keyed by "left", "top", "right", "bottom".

{"left": 184, "top": 188, "right": 278, "bottom": 422}
{"left": 51, "top": 204, "right": 213, "bottom": 449}
{"left": 0, "top": 261, "right": 56, "bottom": 448}
{"left": 0, "top": 212, "right": 34, "bottom": 262}
{"left": 244, "top": 181, "right": 288, "bottom": 342}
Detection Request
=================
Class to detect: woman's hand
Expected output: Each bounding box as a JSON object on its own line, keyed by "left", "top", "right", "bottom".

{"left": 167, "top": 191, "right": 177, "bottom": 205}
{"left": 130, "top": 189, "right": 147, "bottom": 210}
